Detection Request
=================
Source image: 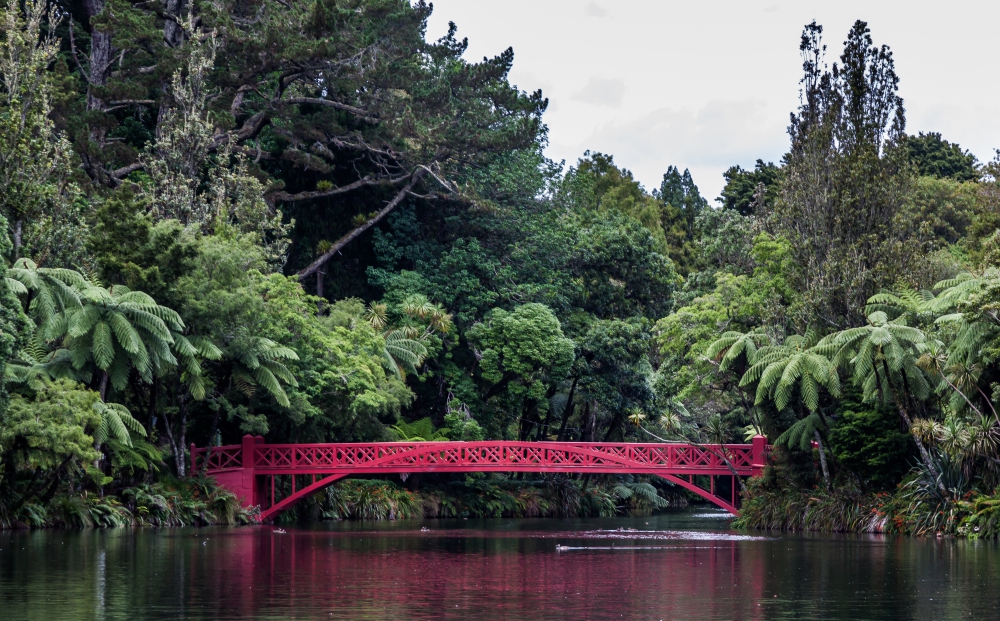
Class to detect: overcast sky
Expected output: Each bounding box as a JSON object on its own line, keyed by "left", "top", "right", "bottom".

{"left": 426, "top": 0, "right": 1000, "bottom": 202}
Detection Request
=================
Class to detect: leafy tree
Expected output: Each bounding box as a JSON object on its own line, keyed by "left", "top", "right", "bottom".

{"left": 0, "top": 379, "right": 102, "bottom": 518}
{"left": 657, "top": 165, "right": 709, "bottom": 237}
{"left": 718, "top": 160, "right": 780, "bottom": 216}
{"left": 0, "top": 216, "right": 31, "bottom": 427}
{"left": 467, "top": 303, "right": 575, "bottom": 439}
{"left": 0, "top": 0, "right": 78, "bottom": 260}
{"left": 907, "top": 132, "right": 979, "bottom": 181}
{"left": 6, "top": 258, "right": 87, "bottom": 336}
{"left": 87, "top": 192, "right": 199, "bottom": 305}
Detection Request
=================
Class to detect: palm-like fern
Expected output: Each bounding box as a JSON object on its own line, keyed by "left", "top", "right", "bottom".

{"left": 380, "top": 328, "right": 428, "bottom": 380}
{"left": 827, "top": 311, "right": 930, "bottom": 406}
{"left": 92, "top": 401, "right": 146, "bottom": 448}
{"left": 171, "top": 332, "right": 223, "bottom": 400}
{"left": 738, "top": 330, "right": 839, "bottom": 487}
{"left": 59, "top": 284, "right": 183, "bottom": 398}
{"left": 5, "top": 258, "right": 87, "bottom": 334}
{"left": 401, "top": 294, "right": 453, "bottom": 334}
{"left": 741, "top": 331, "right": 840, "bottom": 412}
{"left": 365, "top": 300, "right": 433, "bottom": 380}
{"left": 228, "top": 336, "right": 299, "bottom": 407}
{"left": 705, "top": 329, "right": 772, "bottom": 373}
{"left": 775, "top": 411, "right": 826, "bottom": 451}
{"left": 927, "top": 270, "right": 997, "bottom": 314}
{"left": 865, "top": 286, "right": 934, "bottom": 321}
{"left": 827, "top": 310, "right": 944, "bottom": 491}
{"left": 390, "top": 417, "right": 449, "bottom": 441}
{"left": 4, "top": 342, "right": 83, "bottom": 389}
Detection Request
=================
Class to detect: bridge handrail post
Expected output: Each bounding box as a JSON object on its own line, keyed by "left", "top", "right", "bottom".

{"left": 189, "top": 443, "right": 197, "bottom": 475}
{"left": 751, "top": 435, "right": 767, "bottom": 475}
{"left": 242, "top": 434, "right": 256, "bottom": 469}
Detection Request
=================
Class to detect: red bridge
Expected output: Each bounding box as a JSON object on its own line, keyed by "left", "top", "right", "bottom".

{"left": 192, "top": 436, "right": 769, "bottom": 521}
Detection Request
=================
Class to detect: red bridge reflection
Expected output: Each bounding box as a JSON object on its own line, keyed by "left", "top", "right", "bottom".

{"left": 188, "top": 526, "right": 770, "bottom": 620}
{"left": 193, "top": 436, "right": 769, "bottom": 521}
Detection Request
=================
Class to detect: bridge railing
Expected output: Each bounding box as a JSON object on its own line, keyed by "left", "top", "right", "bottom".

{"left": 191, "top": 437, "right": 768, "bottom": 476}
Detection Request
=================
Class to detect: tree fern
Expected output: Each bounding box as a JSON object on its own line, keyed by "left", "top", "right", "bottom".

{"left": 92, "top": 401, "right": 145, "bottom": 448}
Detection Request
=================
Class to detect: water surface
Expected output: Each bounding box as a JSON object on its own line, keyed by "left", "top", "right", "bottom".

{"left": 2, "top": 509, "right": 998, "bottom": 620}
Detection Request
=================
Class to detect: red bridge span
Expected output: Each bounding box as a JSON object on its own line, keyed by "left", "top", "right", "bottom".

{"left": 193, "top": 436, "right": 770, "bottom": 521}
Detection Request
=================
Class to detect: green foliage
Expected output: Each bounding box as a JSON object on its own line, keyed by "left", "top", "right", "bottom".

{"left": 0, "top": 217, "right": 31, "bottom": 425}
{"left": 323, "top": 479, "right": 418, "bottom": 521}
{"left": 469, "top": 303, "right": 574, "bottom": 394}
{"left": 88, "top": 192, "right": 199, "bottom": 304}
{"left": 1, "top": 379, "right": 101, "bottom": 470}
{"left": 320, "top": 475, "right": 672, "bottom": 521}
{"left": 0, "top": 0, "right": 79, "bottom": 261}
{"left": 391, "top": 417, "right": 449, "bottom": 441}
{"left": 0, "top": 379, "right": 101, "bottom": 525}
{"left": 733, "top": 477, "right": 891, "bottom": 532}
{"left": 906, "top": 132, "right": 979, "bottom": 181}
{"left": 718, "top": 160, "right": 781, "bottom": 216}
{"left": 2, "top": 3, "right": 1000, "bottom": 537}
{"left": 827, "top": 399, "right": 914, "bottom": 489}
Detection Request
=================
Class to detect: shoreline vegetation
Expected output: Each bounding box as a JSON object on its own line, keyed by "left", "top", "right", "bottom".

{"left": 2, "top": 1, "right": 1000, "bottom": 537}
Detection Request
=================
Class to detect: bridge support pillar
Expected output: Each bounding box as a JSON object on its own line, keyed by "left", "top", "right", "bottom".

{"left": 751, "top": 435, "right": 767, "bottom": 476}
{"left": 214, "top": 435, "right": 260, "bottom": 508}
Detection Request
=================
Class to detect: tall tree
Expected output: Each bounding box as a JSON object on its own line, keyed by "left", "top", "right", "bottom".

{"left": 771, "top": 20, "right": 915, "bottom": 328}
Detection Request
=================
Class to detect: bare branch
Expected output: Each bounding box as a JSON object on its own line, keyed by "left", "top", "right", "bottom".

{"left": 267, "top": 174, "right": 409, "bottom": 204}
{"left": 297, "top": 170, "right": 425, "bottom": 280}
{"left": 68, "top": 19, "right": 91, "bottom": 84}
{"left": 282, "top": 97, "right": 378, "bottom": 122}
{"left": 112, "top": 163, "right": 143, "bottom": 179}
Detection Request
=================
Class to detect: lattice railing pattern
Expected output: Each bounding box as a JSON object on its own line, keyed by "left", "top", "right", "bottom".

{"left": 195, "top": 441, "right": 757, "bottom": 475}
{"left": 192, "top": 445, "right": 243, "bottom": 471}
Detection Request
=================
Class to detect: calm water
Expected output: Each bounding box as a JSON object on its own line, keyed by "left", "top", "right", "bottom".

{"left": 2, "top": 509, "right": 999, "bottom": 620}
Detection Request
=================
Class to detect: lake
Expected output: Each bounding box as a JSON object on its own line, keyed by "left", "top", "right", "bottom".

{"left": 2, "top": 509, "right": 998, "bottom": 620}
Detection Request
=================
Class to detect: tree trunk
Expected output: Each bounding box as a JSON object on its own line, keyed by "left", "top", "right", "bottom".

{"left": 99, "top": 370, "right": 109, "bottom": 401}
{"left": 556, "top": 376, "right": 578, "bottom": 441}
{"left": 582, "top": 402, "right": 595, "bottom": 442}
{"left": 316, "top": 268, "right": 325, "bottom": 313}
{"left": 147, "top": 377, "right": 158, "bottom": 430}
{"left": 895, "top": 402, "right": 948, "bottom": 497}
{"left": 12, "top": 218, "right": 21, "bottom": 259}
{"left": 162, "top": 388, "right": 189, "bottom": 476}
{"left": 518, "top": 400, "right": 535, "bottom": 441}
{"left": 164, "top": 0, "right": 185, "bottom": 48}
{"left": 814, "top": 430, "right": 830, "bottom": 489}
{"left": 83, "top": 0, "right": 112, "bottom": 115}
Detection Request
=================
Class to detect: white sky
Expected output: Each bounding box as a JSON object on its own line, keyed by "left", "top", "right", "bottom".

{"left": 426, "top": 0, "right": 1000, "bottom": 202}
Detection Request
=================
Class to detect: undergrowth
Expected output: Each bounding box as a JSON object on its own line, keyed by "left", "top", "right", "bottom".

{"left": 0, "top": 476, "right": 257, "bottom": 529}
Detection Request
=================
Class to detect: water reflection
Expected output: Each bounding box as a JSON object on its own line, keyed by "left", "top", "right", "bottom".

{"left": 1, "top": 511, "right": 998, "bottom": 620}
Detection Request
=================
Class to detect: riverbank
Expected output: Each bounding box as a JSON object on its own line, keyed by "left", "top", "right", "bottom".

{"left": 11, "top": 471, "right": 1000, "bottom": 539}
{"left": 734, "top": 475, "right": 1000, "bottom": 538}
{"left": 0, "top": 475, "right": 687, "bottom": 529}
{"left": 0, "top": 476, "right": 258, "bottom": 529}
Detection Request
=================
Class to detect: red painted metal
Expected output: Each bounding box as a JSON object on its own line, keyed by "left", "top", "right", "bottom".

{"left": 193, "top": 436, "right": 770, "bottom": 522}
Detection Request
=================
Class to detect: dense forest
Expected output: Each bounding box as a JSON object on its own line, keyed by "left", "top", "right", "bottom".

{"left": 2, "top": 0, "right": 999, "bottom": 533}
